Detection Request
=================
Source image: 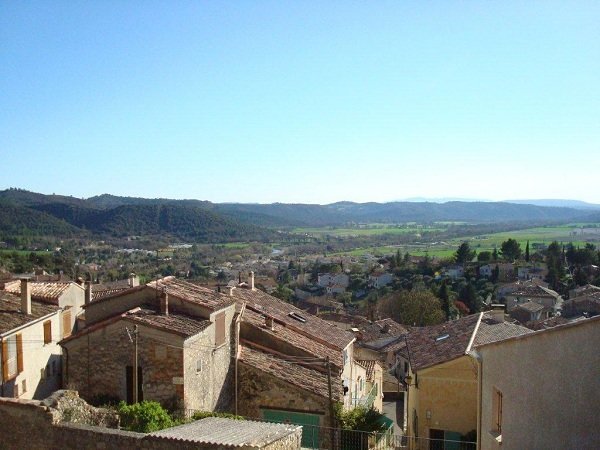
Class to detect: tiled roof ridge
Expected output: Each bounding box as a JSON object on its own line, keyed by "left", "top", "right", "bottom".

{"left": 465, "top": 312, "right": 484, "bottom": 354}
{"left": 245, "top": 303, "right": 353, "bottom": 353}
{"left": 240, "top": 338, "right": 329, "bottom": 374}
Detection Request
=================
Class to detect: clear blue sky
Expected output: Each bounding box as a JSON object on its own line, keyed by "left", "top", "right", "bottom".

{"left": 1, "top": 1, "right": 599, "bottom": 204}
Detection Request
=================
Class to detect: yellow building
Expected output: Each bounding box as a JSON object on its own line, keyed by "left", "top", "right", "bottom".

{"left": 399, "top": 307, "right": 531, "bottom": 449}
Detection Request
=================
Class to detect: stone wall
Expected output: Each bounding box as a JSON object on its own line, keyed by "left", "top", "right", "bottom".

{"left": 237, "top": 361, "right": 332, "bottom": 427}
{"left": 0, "top": 395, "right": 301, "bottom": 450}
{"left": 63, "top": 319, "right": 186, "bottom": 408}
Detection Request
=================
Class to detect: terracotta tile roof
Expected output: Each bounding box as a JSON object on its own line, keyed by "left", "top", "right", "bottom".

{"left": 406, "top": 313, "right": 533, "bottom": 372}
{"left": 4, "top": 280, "right": 80, "bottom": 304}
{"left": 147, "top": 277, "right": 235, "bottom": 311}
{"left": 405, "top": 314, "right": 480, "bottom": 372}
{"left": 359, "top": 318, "right": 409, "bottom": 343}
{"left": 510, "top": 285, "right": 560, "bottom": 298}
{"left": 124, "top": 307, "right": 211, "bottom": 338}
{"left": 150, "top": 417, "right": 300, "bottom": 446}
{"left": 0, "top": 291, "right": 60, "bottom": 334}
{"left": 232, "top": 287, "right": 354, "bottom": 351}
{"left": 513, "top": 301, "right": 545, "bottom": 313}
{"left": 239, "top": 344, "right": 342, "bottom": 401}
{"left": 92, "top": 288, "right": 130, "bottom": 301}
{"left": 473, "top": 313, "right": 533, "bottom": 347}
{"left": 91, "top": 280, "right": 133, "bottom": 300}
{"left": 242, "top": 308, "right": 343, "bottom": 368}
{"left": 355, "top": 359, "right": 377, "bottom": 381}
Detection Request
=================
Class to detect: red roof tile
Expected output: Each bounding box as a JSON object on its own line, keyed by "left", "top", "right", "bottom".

{"left": 0, "top": 291, "right": 60, "bottom": 334}
{"left": 239, "top": 344, "right": 342, "bottom": 401}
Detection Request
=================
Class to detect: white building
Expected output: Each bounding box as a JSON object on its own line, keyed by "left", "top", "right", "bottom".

{"left": 317, "top": 273, "right": 349, "bottom": 289}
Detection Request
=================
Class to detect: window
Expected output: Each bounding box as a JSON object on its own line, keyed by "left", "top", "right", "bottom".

{"left": 196, "top": 360, "right": 203, "bottom": 373}
{"left": 492, "top": 388, "right": 503, "bottom": 434}
{"left": 2, "top": 334, "right": 22, "bottom": 380}
{"left": 215, "top": 312, "right": 226, "bottom": 347}
{"left": 43, "top": 321, "right": 52, "bottom": 344}
{"left": 62, "top": 309, "right": 72, "bottom": 338}
{"left": 21, "top": 379, "right": 26, "bottom": 394}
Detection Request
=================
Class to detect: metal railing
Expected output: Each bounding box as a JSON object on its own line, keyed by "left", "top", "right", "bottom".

{"left": 352, "top": 383, "right": 378, "bottom": 409}
{"left": 171, "top": 409, "right": 476, "bottom": 450}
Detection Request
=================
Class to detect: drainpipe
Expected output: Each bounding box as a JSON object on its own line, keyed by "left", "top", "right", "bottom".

{"left": 0, "top": 336, "right": 4, "bottom": 397}
{"left": 468, "top": 350, "right": 482, "bottom": 450}
{"left": 234, "top": 302, "right": 246, "bottom": 416}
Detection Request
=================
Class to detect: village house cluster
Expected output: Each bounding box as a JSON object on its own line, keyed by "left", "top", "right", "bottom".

{"left": 0, "top": 267, "right": 598, "bottom": 449}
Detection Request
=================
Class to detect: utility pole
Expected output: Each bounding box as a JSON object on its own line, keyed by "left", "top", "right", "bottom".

{"left": 326, "top": 356, "right": 335, "bottom": 450}
{"left": 133, "top": 325, "right": 138, "bottom": 403}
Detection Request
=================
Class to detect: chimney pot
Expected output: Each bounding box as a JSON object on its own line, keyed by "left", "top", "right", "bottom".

{"left": 20, "top": 278, "right": 32, "bottom": 315}
{"left": 226, "top": 286, "right": 234, "bottom": 297}
{"left": 265, "top": 315, "right": 274, "bottom": 331}
{"left": 85, "top": 282, "right": 92, "bottom": 305}
{"left": 491, "top": 304, "right": 505, "bottom": 323}
{"left": 249, "top": 271, "right": 255, "bottom": 291}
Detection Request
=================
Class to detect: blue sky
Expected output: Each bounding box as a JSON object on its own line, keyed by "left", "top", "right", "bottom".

{"left": 1, "top": 1, "right": 599, "bottom": 204}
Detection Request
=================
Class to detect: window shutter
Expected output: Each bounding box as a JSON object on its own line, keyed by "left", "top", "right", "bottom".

{"left": 44, "top": 321, "right": 52, "bottom": 344}
{"left": 1, "top": 340, "right": 8, "bottom": 381}
{"left": 16, "top": 334, "right": 23, "bottom": 374}
{"left": 215, "top": 312, "right": 225, "bottom": 347}
{"left": 62, "top": 310, "right": 72, "bottom": 338}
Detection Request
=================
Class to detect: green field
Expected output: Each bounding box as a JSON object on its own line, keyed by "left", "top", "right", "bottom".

{"left": 293, "top": 225, "right": 446, "bottom": 237}
{"left": 329, "top": 224, "right": 600, "bottom": 258}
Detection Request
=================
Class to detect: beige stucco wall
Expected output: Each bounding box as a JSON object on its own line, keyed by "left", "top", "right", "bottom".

{"left": 1, "top": 311, "right": 62, "bottom": 400}
{"left": 406, "top": 356, "right": 478, "bottom": 449}
{"left": 478, "top": 317, "right": 600, "bottom": 450}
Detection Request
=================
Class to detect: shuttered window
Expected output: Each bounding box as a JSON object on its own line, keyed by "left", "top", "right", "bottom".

{"left": 62, "top": 309, "right": 72, "bottom": 338}
{"left": 215, "top": 312, "right": 226, "bottom": 347}
{"left": 43, "top": 321, "right": 52, "bottom": 344}
{"left": 2, "top": 335, "right": 20, "bottom": 380}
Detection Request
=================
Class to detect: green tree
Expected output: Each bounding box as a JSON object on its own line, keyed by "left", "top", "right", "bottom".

{"left": 492, "top": 246, "right": 498, "bottom": 261}
{"left": 438, "top": 281, "right": 452, "bottom": 320}
{"left": 459, "top": 282, "right": 481, "bottom": 314}
{"left": 377, "top": 289, "right": 445, "bottom": 326}
{"left": 500, "top": 239, "right": 522, "bottom": 262}
{"left": 455, "top": 242, "right": 476, "bottom": 265}
{"left": 545, "top": 241, "right": 565, "bottom": 291}
{"left": 477, "top": 251, "right": 492, "bottom": 262}
{"left": 525, "top": 240, "right": 530, "bottom": 262}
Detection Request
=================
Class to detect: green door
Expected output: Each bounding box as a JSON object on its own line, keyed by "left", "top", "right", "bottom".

{"left": 443, "top": 431, "right": 462, "bottom": 450}
{"left": 262, "top": 408, "right": 321, "bottom": 448}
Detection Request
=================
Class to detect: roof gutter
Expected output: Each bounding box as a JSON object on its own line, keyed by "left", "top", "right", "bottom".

{"left": 467, "top": 349, "right": 483, "bottom": 450}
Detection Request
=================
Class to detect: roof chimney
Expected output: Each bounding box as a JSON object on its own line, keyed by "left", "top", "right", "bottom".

{"left": 249, "top": 271, "right": 255, "bottom": 291}
{"left": 129, "top": 273, "right": 139, "bottom": 287}
{"left": 226, "top": 286, "right": 235, "bottom": 297}
{"left": 491, "top": 304, "right": 505, "bottom": 323}
{"left": 265, "top": 315, "right": 275, "bottom": 331}
{"left": 160, "top": 291, "right": 169, "bottom": 316}
{"left": 20, "top": 278, "right": 32, "bottom": 315}
{"left": 85, "top": 281, "right": 92, "bottom": 305}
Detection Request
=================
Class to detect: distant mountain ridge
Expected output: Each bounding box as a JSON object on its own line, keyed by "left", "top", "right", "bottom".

{"left": 1, "top": 188, "right": 599, "bottom": 242}
{"left": 503, "top": 199, "right": 600, "bottom": 210}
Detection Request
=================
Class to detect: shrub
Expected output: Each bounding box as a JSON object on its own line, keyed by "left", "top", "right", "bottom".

{"left": 334, "top": 404, "right": 388, "bottom": 433}
{"left": 191, "top": 410, "right": 244, "bottom": 421}
{"left": 117, "top": 401, "right": 173, "bottom": 433}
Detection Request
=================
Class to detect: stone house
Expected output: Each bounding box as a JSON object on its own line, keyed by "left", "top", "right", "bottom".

{"left": 60, "top": 277, "right": 236, "bottom": 411}
{"left": 368, "top": 272, "right": 393, "bottom": 289}
{"left": 398, "top": 309, "right": 531, "bottom": 449}
{"left": 476, "top": 316, "right": 600, "bottom": 450}
{"left": 317, "top": 273, "right": 349, "bottom": 289}
{"left": 508, "top": 301, "right": 550, "bottom": 324}
{"left": 0, "top": 279, "right": 75, "bottom": 400}
{"left": 503, "top": 284, "right": 562, "bottom": 314}
{"left": 561, "top": 291, "right": 600, "bottom": 318}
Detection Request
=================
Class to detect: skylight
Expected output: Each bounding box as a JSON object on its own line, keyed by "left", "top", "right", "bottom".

{"left": 435, "top": 334, "right": 450, "bottom": 342}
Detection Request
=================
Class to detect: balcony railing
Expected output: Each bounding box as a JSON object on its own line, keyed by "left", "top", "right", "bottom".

{"left": 353, "top": 383, "right": 378, "bottom": 409}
